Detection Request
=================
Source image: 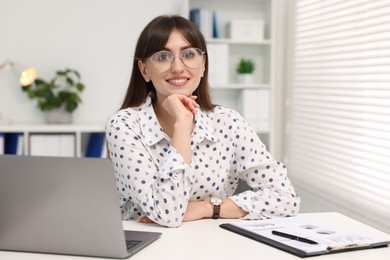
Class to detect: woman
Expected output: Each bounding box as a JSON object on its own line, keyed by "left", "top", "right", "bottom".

{"left": 105, "top": 15, "right": 300, "bottom": 227}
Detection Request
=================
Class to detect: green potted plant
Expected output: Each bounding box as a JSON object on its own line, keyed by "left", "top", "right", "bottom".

{"left": 22, "top": 68, "right": 85, "bottom": 124}
{"left": 236, "top": 58, "right": 255, "bottom": 84}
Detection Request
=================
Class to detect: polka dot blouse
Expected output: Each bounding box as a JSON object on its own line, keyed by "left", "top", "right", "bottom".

{"left": 105, "top": 94, "right": 300, "bottom": 227}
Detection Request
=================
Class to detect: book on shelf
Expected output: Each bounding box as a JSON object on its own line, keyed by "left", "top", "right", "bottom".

{"left": 212, "top": 10, "right": 221, "bottom": 38}
{"left": 220, "top": 215, "right": 390, "bottom": 257}
{"left": 4, "top": 133, "right": 23, "bottom": 155}
{"left": 85, "top": 132, "right": 106, "bottom": 158}
{"left": 29, "top": 134, "right": 75, "bottom": 157}
{"left": 190, "top": 8, "right": 216, "bottom": 39}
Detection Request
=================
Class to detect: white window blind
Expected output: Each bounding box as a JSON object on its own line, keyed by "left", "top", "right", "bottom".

{"left": 285, "top": 0, "right": 390, "bottom": 233}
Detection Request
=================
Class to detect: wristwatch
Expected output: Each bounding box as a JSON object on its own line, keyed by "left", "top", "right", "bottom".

{"left": 210, "top": 197, "right": 223, "bottom": 219}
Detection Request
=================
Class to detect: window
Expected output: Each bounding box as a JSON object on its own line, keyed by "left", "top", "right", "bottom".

{"left": 285, "top": 0, "right": 390, "bottom": 233}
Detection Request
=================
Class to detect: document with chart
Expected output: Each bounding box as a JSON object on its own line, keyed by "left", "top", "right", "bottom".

{"left": 220, "top": 215, "right": 389, "bottom": 257}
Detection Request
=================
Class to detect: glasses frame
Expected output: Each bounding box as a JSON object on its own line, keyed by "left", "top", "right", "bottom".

{"left": 148, "top": 47, "right": 206, "bottom": 72}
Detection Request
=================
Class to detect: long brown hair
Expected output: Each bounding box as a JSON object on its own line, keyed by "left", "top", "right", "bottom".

{"left": 120, "top": 15, "right": 215, "bottom": 110}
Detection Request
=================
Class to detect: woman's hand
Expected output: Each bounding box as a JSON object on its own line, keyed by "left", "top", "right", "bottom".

{"left": 160, "top": 94, "right": 199, "bottom": 164}
{"left": 162, "top": 94, "right": 199, "bottom": 124}
{"left": 138, "top": 215, "right": 154, "bottom": 224}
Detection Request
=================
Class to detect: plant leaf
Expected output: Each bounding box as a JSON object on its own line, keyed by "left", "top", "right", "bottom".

{"left": 76, "top": 83, "right": 85, "bottom": 92}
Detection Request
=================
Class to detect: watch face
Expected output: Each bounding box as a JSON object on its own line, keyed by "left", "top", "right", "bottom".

{"left": 211, "top": 197, "right": 223, "bottom": 206}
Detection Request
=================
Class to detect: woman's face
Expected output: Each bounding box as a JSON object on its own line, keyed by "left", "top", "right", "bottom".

{"left": 138, "top": 29, "right": 205, "bottom": 101}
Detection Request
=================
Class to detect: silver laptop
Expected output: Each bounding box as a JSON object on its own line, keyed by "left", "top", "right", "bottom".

{"left": 0, "top": 155, "right": 161, "bottom": 258}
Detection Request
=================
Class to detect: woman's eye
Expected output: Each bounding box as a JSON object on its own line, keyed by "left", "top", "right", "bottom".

{"left": 156, "top": 52, "right": 172, "bottom": 62}
{"left": 182, "top": 50, "right": 195, "bottom": 59}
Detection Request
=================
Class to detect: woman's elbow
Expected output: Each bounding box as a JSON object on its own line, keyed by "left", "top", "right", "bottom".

{"left": 148, "top": 211, "right": 184, "bottom": 228}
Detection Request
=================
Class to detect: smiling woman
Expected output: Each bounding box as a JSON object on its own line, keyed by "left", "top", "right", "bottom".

{"left": 105, "top": 15, "right": 300, "bottom": 228}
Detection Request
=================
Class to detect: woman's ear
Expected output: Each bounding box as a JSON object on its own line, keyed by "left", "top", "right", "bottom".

{"left": 138, "top": 60, "right": 151, "bottom": 82}
{"left": 201, "top": 59, "right": 206, "bottom": 77}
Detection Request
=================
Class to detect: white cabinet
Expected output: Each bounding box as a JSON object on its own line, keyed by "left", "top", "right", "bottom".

{"left": 0, "top": 124, "right": 105, "bottom": 158}
{"left": 183, "top": 0, "right": 275, "bottom": 150}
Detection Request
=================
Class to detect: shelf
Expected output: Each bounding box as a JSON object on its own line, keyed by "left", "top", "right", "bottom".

{"left": 210, "top": 84, "right": 271, "bottom": 89}
{"left": 206, "top": 38, "right": 271, "bottom": 45}
{"left": 0, "top": 123, "right": 104, "bottom": 133}
{"left": 0, "top": 124, "right": 105, "bottom": 158}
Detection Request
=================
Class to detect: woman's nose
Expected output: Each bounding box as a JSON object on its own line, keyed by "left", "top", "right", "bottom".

{"left": 171, "top": 56, "right": 185, "bottom": 73}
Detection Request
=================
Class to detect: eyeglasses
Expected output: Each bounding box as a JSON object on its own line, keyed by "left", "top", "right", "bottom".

{"left": 148, "top": 47, "right": 205, "bottom": 72}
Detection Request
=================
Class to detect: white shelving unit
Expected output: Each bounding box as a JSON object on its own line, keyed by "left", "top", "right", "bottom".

{"left": 0, "top": 124, "right": 105, "bottom": 157}
{"left": 183, "top": 0, "right": 275, "bottom": 150}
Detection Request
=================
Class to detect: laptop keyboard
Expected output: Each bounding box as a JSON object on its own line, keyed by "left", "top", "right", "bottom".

{"left": 126, "top": 240, "right": 142, "bottom": 250}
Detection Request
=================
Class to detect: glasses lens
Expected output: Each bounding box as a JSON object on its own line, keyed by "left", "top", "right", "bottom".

{"left": 150, "top": 51, "right": 173, "bottom": 72}
{"left": 149, "top": 48, "right": 204, "bottom": 72}
{"left": 181, "top": 48, "right": 204, "bottom": 69}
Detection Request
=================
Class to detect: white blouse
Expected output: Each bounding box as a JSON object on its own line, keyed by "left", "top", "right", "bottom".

{"left": 105, "top": 95, "right": 300, "bottom": 227}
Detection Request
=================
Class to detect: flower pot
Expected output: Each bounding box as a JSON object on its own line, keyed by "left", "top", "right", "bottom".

{"left": 237, "top": 73, "right": 254, "bottom": 84}
{"left": 45, "top": 106, "right": 72, "bottom": 124}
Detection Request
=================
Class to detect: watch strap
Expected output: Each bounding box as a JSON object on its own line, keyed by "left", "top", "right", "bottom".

{"left": 212, "top": 204, "right": 221, "bottom": 219}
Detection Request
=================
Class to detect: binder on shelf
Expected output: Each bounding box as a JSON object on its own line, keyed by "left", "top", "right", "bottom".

{"left": 220, "top": 215, "right": 390, "bottom": 258}
{"left": 85, "top": 132, "right": 106, "bottom": 158}
{"left": 59, "top": 135, "right": 76, "bottom": 157}
{"left": 29, "top": 134, "right": 46, "bottom": 156}
{"left": 29, "top": 134, "right": 75, "bottom": 157}
{"left": 4, "top": 133, "right": 23, "bottom": 155}
{"left": 101, "top": 140, "right": 107, "bottom": 158}
{"left": 0, "top": 133, "right": 4, "bottom": 155}
{"left": 207, "top": 43, "right": 229, "bottom": 86}
{"left": 238, "top": 89, "right": 269, "bottom": 133}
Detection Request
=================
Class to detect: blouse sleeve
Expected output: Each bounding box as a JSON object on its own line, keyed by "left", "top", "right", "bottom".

{"left": 105, "top": 111, "right": 195, "bottom": 227}
{"left": 227, "top": 111, "right": 301, "bottom": 219}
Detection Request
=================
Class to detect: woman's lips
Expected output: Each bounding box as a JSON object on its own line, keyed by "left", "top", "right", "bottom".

{"left": 166, "top": 78, "right": 189, "bottom": 86}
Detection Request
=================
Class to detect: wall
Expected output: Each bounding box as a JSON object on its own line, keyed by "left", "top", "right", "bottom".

{"left": 0, "top": 0, "right": 182, "bottom": 124}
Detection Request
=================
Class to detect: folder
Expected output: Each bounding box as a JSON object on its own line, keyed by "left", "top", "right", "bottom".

{"left": 85, "top": 132, "right": 106, "bottom": 158}
{"left": 4, "top": 133, "right": 23, "bottom": 155}
{"left": 220, "top": 215, "right": 389, "bottom": 257}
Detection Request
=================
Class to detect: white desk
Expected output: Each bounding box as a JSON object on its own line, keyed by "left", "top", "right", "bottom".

{"left": 1, "top": 212, "right": 389, "bottom": 260}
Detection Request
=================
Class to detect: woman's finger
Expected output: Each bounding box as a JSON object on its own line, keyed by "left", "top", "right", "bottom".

{"left": 138, "top": 216, "right": 154, "bottom": 223}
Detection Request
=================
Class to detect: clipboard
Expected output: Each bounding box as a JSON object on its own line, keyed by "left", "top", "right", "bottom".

{"left": 219, "top": 215, "right": 390, "bottom": 257}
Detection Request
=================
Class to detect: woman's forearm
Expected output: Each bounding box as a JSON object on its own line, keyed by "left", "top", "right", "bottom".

{"left": 171, "top": 119, "right": 193, "bottom": 164}
{"left": 183, "top": 198, "right": 248, "bottom": 222}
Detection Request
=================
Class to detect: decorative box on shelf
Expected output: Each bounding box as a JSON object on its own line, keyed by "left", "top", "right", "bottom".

{"left": 227, "top": 19, "right": 265, "bottom": 42}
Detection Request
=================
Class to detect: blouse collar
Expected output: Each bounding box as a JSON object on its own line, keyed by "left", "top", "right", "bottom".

{"left": 139, "top": 94, "right": 218, "bottom": 146}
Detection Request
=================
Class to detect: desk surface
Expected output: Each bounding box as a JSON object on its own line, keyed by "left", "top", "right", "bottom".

{"left": 1, "top": 212, "right": 389, "bottom": 260}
